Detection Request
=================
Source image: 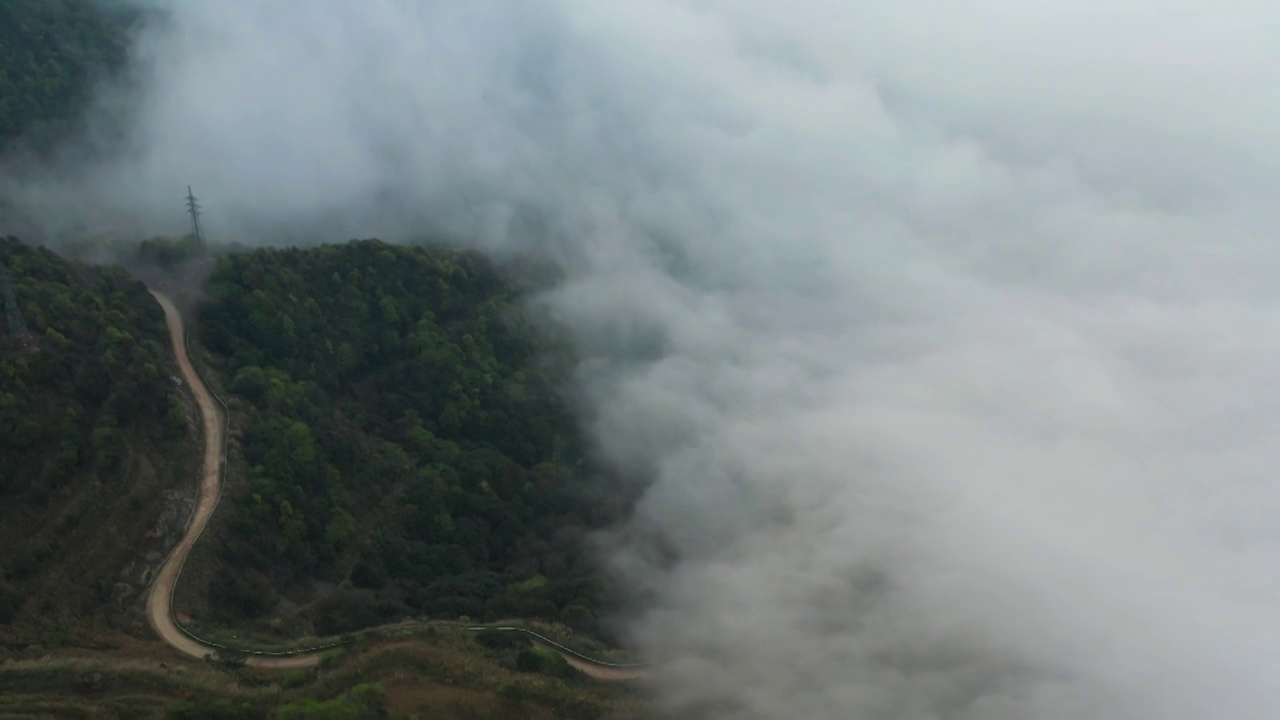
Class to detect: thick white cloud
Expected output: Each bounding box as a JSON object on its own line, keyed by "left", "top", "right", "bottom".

{"left": 15, "top": 0, "right": 1280, "bottom": 716}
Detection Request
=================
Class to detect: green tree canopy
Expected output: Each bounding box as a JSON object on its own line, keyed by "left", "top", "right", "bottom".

{"left": 197, "top": 240, "right": 626, "bottom": 638}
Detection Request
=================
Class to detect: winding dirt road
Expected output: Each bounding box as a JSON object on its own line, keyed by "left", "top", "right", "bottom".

{"left": 145, "top": 291, "right": 646, "bottom": 678}
{"left": 147, "top": 292, "right": 319, "bottom": 669}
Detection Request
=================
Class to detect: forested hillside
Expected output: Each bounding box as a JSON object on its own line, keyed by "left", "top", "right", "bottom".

{"left": 0, "top": 0, "right": 134, "bottom": 150}
{"left": 187, "top": 240, "right": 623, "bottom": 639}
{"left": 0, "top": 235, "right": 192, "bottom": 646}
{"left": 0, "top": 236, "right": 653, "bottom": 718}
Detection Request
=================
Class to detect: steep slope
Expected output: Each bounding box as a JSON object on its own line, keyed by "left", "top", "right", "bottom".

{"left": 0, "top": 237, "right": 653, "bottom": 717}
{"left": 0, "top": 235, "right": 194, "bottom": 649}
{"left": 0, "top": 0, "right": 135, "bottom": 151}
{"left": 146, "top": 290, "right": 323, "bottom": 669}
{"left": 176, "top": 240, "right": 628, "bottom": 643}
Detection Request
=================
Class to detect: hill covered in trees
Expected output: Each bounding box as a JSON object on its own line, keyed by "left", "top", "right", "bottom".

{"left": 0, "top": 0, "right": 136, "bottom": 152}
{"left": 0, "top": 236, "right": 654, "bottom": 718}
{"left": 0, "top": 235, "right": 193, "bottom": 646}
{"left": 181, "top": 240, "right": 627, "bottom": 641}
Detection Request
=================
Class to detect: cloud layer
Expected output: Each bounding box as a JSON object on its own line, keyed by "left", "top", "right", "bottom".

{"left": 15, "top": 1, "right": 1280, "bottom": 716}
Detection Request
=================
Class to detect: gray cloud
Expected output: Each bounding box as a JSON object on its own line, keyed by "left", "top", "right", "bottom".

{"left": 12, "top": 0, "right": 1280, "bottom": 716}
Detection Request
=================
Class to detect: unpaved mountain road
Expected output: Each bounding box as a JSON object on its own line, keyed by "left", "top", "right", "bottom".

{"left": 147, "top": 291, "right": 319, "bottom": 669}
{"left": 146, "top": 291, "right": 647, "bottom": 679}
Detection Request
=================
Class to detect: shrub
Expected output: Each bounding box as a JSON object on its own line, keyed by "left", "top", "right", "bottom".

{"left": 280, "top": 669, "right": 312, "bottom": 689}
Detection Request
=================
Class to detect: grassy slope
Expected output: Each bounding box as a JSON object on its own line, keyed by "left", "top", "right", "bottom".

{"left": 0, "top": 625, "right": 656, "bottom": 719}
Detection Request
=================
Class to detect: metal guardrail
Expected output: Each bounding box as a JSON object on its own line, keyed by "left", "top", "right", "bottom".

{"left": 164, "top": 306, "right": 649, "bottom": 669}
{"left": 469, "top": 626, "right": 653, "bottom": 669}
{"left": 169, "top": 322, "right": 352, "bottom": 658}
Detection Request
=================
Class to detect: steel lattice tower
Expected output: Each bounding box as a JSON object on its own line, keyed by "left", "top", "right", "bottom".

{"left": 185, "top": 186, "right": 205, "bottom": 244}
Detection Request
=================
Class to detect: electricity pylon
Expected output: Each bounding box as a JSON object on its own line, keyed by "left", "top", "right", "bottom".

{"left": 185, "top": 186, "right": 205, "bottom": 244}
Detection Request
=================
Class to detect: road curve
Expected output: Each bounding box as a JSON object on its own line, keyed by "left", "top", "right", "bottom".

{"left": 147, "top": 291, "right": 320, "bottom": 669}
{"left": 146, "top": 291, "right": 648, "bottom": 679}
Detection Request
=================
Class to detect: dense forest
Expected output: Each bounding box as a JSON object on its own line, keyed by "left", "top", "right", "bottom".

{"left": 0, "top": 235, "right": 190, "bottom": 643}
{"left": 190, "top": 240, "right": 623, "bottom": 638}
{"left": 0, "top": 6, "right": 656, "bottom": 714}
{"left": 0, "top": 235, "right": 654, "bottom": 719}
{"left": 0, "top": 0, "right": 135, "bottom": 151}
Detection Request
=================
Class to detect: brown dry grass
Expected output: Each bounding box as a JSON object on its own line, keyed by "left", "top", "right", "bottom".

{"left": 0, "top": 624, "right": 656, "bottom": 719}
